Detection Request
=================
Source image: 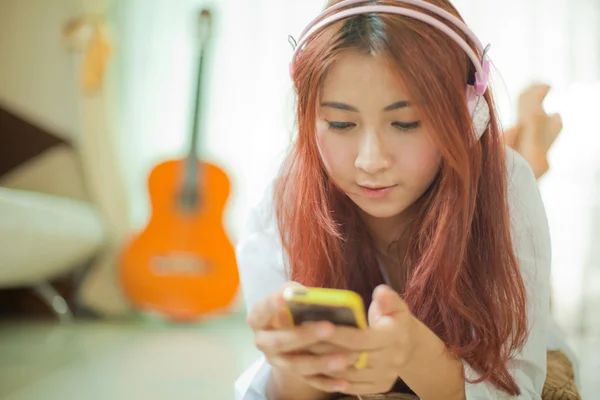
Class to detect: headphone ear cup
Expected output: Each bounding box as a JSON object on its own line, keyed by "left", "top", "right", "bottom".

{"left": 466, "top": 85, "right": 490, "bottom": 140}
{"left": 466, "top": 84, "right": 478, "bottom": 115}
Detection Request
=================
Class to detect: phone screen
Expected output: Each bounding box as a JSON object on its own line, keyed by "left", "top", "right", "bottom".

{"left": 287, "top": 301, "right": 359, "bottom": 327}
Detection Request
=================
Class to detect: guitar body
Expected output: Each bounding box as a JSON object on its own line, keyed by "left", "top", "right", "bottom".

{"left": 120, "top": 10, "right": 238, "bottom": 321}
{"left": 120, "top": 159, "right": 239, "bottom": 321}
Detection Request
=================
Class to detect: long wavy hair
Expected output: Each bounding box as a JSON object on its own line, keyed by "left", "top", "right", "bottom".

{"left": 275, "top": 0, "right": 528, "bottom": 395}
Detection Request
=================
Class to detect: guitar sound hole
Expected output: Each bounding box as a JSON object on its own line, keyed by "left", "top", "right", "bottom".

{"left": 152, "top": 254, "right": 210, "bottom": 276}
{"left": 178, "top": 187, "right": 199, "bottom": 212}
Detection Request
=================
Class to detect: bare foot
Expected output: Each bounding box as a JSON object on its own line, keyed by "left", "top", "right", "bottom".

{"left": 504, "top": 83, "right": 563, "bottom": 179}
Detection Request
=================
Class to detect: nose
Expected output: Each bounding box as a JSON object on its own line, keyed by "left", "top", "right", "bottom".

{"left": 355, "top": 130, "right": 391, "bottom": 174}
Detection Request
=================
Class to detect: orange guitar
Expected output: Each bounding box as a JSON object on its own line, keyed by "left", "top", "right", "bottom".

{"left": 120, "top": 9, "right": 239, "bottom": 321}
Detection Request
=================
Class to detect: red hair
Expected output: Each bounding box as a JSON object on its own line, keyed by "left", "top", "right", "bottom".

{"left": 275, "top": 0, "right": 527, "bottom": 395}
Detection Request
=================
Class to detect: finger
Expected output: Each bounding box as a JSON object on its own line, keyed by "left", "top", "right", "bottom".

{"left": 327, "top": 364, "right": 397, "bottom": 384}
{"left": 247, "top": 282, "right": 303, "bottom": 330}
{"left": 271, "top": 306, "right": 294, "bottom": 330}
{"left": 254, "top": 321, "right": 334, "bottom": 353}
{"left": 324, "top": 326, "right": 390, "bottom": 351}
{"left": 306, "top": 342, "right": 347, "bottom": 355}
{"left": 272, "top": 352, "right": 353, "bottom": 376}
{"left": 338, "top": 381, "right": 394, "bottom": 396}
{"left": 304, "top": 373, "right": 392, "bottom": 396}
{"left": 367, "top": 292, "right": 382, "bottom": 325}
{"left": 371, "top": 285, "right": 409, "bottom": 319}
{"left": 326, "top": 313, "right": 406, "bottom": 351}
{"left": 322, "top": 347, "right": 393, "bottom": 372}
{"left": 301, "top": 375, "right": 350, "bottom": 394}
{"left": 247, "top": 291, "right": 285, "bottom": 330}
{"left": 324, "top": 286, "right": 410, "bottom": 351}
{"left": 274, "top": 282, "right": 308, "bottom": 329}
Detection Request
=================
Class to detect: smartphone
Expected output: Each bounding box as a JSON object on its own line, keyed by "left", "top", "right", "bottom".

{"left": 282, "top": 286, "right": 367, "bottom": 328}
{"left": 283, "top": 286, "right": 368, "bottom": 369}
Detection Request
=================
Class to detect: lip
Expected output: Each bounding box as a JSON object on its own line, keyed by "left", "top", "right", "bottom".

{"left": 358, "top": 184, "right": 397, "bottom": 199}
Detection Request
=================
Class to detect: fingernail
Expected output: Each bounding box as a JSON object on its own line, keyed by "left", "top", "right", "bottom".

{"left": 375, "top": 284, "right": 388, "bottom": 292}
{"left": 332, "top": 383, "right": 346, "bottom": 391}
{"left": 328, "top": 359, "right": 345, "bottom": 371}
{"left": 316, "top": 324, "right": 332, "bottom": 338}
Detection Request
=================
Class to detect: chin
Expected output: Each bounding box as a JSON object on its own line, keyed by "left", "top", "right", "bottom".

{"left": 351, "top": 197, "right": 409, "bottom": 219}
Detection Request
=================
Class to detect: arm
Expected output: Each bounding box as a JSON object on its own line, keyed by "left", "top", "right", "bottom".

{"left": 267, "top": 369, "right": 331, "bottom": 400}
{"left": 395, "top": 320, "right": 466, "bottom": 400}
{"left": 234, "top": 185, "right": 332, "bottom": 400}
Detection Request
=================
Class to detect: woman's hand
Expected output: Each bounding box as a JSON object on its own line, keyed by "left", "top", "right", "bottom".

{"left": 247, "top": 283, "right": 355, "bottom": 399}
{"left": 301, "top": 285, "right": 421, "bottom": 396}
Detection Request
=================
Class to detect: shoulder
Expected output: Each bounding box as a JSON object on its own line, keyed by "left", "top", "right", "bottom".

{"left": 235, "top": 177, "right": 286, "bottom": 271}
{"left": 235, "top": 177, "right": 289, "bottom": 311}
{"left": 502, "top": 147, "right": 551, "bottom": 290}
{"left": 241, "top": 180, "right": 278, "bottom": 237}
{"left": 504, "top": 145, "right": 537, "bottom": 193}
{"left": 503, "top": 146, "right": 550, "bottom": 237}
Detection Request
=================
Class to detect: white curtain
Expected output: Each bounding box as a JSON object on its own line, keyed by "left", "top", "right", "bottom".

{"left": 457, "top": 0, "right": 600, "bottom": 335}
{"left": 112, "top": 0, "right": 323, "bottom": 240}
{"left": 113, "top": 0, "right": 600, "bottom": 329}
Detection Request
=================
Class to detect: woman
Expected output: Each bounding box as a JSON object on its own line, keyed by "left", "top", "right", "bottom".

{"left": 235, "top": 1, "right": 570, "bottom": 399}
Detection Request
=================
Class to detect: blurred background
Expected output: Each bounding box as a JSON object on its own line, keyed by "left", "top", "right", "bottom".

{"left": 0, "top": 0, "right": 598, "bottom": 399}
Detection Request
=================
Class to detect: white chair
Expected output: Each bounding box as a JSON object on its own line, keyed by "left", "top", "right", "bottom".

{"left": 0, "top": 146, "right": 106, "bottom": 321}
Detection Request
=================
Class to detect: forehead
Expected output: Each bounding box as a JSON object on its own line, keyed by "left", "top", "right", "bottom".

{"left": 320, "top": 51, "right": 410, "bottom": 101}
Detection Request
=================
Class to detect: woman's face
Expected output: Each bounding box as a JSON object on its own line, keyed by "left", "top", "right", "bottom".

{"left": 317, "top": 51, "right": 441, "bottom": 223}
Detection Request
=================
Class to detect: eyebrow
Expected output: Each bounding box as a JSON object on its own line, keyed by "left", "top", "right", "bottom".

{"left": 320, "top": 100, "right": 410, "bottom": 112}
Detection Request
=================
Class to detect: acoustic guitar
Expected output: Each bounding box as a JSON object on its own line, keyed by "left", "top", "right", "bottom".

{"left": 120, "top": 9, "right": 239, "bottom": 321}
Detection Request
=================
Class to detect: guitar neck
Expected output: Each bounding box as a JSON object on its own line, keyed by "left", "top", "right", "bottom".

{"left": 179, "top": 10, "right": 213, "bottom": 211}
{"left": 188, "top": 43, "right": 206, "bottom": 163}
{"left": 184, "top": 10, "right": 212, "bottom": 177}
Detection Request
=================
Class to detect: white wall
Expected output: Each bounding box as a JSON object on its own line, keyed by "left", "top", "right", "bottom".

{"left": 0, "top": 0, "right": 81, "bottom": 139}
{"left": 113, "top": 0, "right": 327, "bottom": 242}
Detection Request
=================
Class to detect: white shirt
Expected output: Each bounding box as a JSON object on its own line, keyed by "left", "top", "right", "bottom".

{"left": 233, "top": 148, "right": 577, "bottom": 400}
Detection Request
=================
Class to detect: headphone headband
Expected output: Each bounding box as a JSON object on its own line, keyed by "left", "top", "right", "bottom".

{"left": 291, "top": 0, "right": 490, "bottom": 95}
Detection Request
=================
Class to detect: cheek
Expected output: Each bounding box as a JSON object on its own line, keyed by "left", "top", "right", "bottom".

{"left": 396, "top": 134, "right": 441, "bottom": 181}
{"left": 317, "top": 129, "right": 353, "bottom": 177}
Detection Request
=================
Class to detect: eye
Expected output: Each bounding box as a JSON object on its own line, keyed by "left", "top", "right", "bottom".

{"left": 392, "top": 121, "right": 421, "bottom": 132}
{"left": 326, "top": 121, "right": 356, "bottom": 131}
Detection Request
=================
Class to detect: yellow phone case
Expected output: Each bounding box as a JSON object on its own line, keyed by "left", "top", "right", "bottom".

{"left": 283, "top": 286, "right": 368, "bottom": 369}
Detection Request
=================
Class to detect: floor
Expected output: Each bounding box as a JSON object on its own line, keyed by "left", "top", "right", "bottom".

{"left": 0, "top": 312, "right": 259, "bottom": 400}
{"left": 0, "top": 312, "right": 598, "bottom": 400}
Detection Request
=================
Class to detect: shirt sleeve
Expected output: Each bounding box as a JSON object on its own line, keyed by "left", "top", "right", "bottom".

{"left": 234, "top": 184, "right": 288, "bottom": 400}
{"left": 463, "top": 148, "right": 551, "bottom": 399}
